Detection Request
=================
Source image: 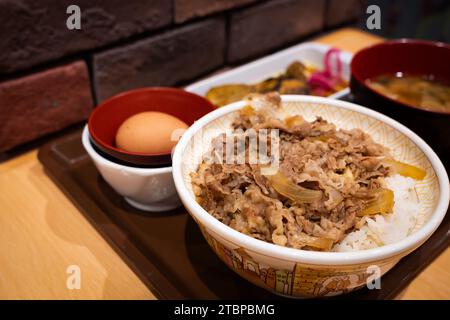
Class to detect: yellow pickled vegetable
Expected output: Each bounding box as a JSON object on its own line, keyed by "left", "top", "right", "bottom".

{"left": 255, "top": 77, "right": 281, "bottom": 93}
{"left": 206, "top": 84, "right": 254, "bottom": 107}
{"left": 385, "top": 158, "right": 426, "bottom": 180}
{"left": 264, "top": 171, "right": 322, "bottom": 203}
{"left": 360, "top": 189, "right": 394, "bottom": 216}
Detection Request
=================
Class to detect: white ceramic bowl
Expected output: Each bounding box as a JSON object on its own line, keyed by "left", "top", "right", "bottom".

{"left": 172, "top": 95, "right": 449, "bottom": 297}
{"left": 82, "top": 125, "right": 181, "bottom": 211}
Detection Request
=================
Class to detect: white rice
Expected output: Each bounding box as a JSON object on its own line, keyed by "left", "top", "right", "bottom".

{"left": 334, "top": 174, "right": 420, "bottom": 252}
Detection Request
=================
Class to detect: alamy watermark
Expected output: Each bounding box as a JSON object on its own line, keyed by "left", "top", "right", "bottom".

{"left": 174, "top": 127, "right": 281, "bottom": 174}
{"left": 66, "top": 265, "right": 81, "bottom": 290}
{"left": 66, "top": 5, "right": 81, "bottom": 30}
{"left": 366, "top": 4, "right": 381, "bottom": 30}
{"left": 66, "top": 4, "right": 382, "bottom": 31}
{"left": 366, "top": 265, "right": 381, "bottom": 290}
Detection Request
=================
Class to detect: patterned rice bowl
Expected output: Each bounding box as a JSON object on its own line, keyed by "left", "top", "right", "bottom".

{"left": 172, "top": 95, "right": 449, "bottom": 298}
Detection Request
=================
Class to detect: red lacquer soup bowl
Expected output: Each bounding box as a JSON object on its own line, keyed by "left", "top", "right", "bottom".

{"left": 350, "top": 39, "right": 450, "bottom": 116}
{"left": 88, "top": 87, "right": 216, "bottom": 167}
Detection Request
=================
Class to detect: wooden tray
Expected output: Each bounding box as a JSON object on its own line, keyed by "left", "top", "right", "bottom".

{"left": 37, "top": 95, "right": 449, "bottom": 300}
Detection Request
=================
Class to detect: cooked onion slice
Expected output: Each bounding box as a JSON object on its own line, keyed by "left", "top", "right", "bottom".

{"left": 384, "top": 158, "right": 426, "bottom": 180}
{"left": 264, "top": 171, "right": 322, "bottom": 203}
{"left": 240, "top": 105, "right": 255, "bottom": 116}
{"left": 308, "top": 135, "right": 329, "bottom": 142}
{"left": 360, "top": 189, "right": 394, "bottom": 216}
{"left": 285, "top": 115, "right": 304, "bottom": 128}
{"left": 297, "top": 233, "right": 334, "bottom": 251}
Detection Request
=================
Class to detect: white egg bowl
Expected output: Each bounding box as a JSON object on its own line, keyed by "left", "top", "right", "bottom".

{"left": 82, "top": 125, "right": 181, "bottom": 212}
{"left": 172, "top": 95, "right": 449, "bottom": 298}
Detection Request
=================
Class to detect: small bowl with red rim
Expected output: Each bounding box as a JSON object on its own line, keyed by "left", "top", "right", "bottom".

{"left": 88, "top": 87, "right": 216, "bottom": 167}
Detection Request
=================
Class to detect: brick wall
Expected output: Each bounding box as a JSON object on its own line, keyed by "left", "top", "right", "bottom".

{"left": 0, "top": 0, "right": 363, "bottom": 152}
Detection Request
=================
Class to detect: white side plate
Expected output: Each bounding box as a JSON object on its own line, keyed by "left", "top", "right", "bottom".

{"left": 185, "top": 42, "right": 353, "bottom": 100}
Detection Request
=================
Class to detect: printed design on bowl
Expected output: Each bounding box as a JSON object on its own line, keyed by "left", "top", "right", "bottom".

{"left": 200, "top": 226, "right": 397, "bottom": 297}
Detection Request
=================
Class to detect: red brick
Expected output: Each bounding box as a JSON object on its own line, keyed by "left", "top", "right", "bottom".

{"left": 0, "top": 61, "right": 93, "bottom": 152}
{"left": 93, "top": 18, "right": 226, "bottom": 102}
{"left": 325, "top": 0, "right": 363, "bottom": 27}
{"left": 175, "top": 0, "right": 259, "bottom": 23}
{"left": 228, "top": 0, "right": 326, "bottom": 63}
{"left": 0, "top": 0, "right": 172, "bottom": 74}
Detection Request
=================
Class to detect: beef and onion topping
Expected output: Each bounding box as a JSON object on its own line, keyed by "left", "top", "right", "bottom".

{"left": 191, "top": 94, "right": 425, "bottom": 251}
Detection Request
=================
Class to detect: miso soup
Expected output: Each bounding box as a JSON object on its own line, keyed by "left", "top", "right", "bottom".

{"left": 366, "top": 73, "right": 450, "bottom": 113}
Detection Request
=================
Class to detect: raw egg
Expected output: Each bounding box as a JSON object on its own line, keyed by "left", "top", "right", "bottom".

{"left": 115, "top": 111, "right": 188, "bottom": 154}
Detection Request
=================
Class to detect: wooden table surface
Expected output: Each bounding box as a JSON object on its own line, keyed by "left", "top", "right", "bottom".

{"left": 0, "top": 28, "right": 448, "bottom": 300}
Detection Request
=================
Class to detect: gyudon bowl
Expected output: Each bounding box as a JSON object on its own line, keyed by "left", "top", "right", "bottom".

{"left": 172, "top": 95, "right": 449, "bottom": 298}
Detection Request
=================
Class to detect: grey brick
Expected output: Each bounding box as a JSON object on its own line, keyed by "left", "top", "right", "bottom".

{"left": 228, "top": 0, "right": 326, "bottom": 63}
{"left": 175, "top": 0, "right": 259, "bottom": 23}
{"left": 93, "top": 18, "right": 226, "bottom": 102}
{"left": 0, "top": 0, "right": 172, "bottom": 73}
{"left": 325, "top": 0, "right": 363, "bottom": 27}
